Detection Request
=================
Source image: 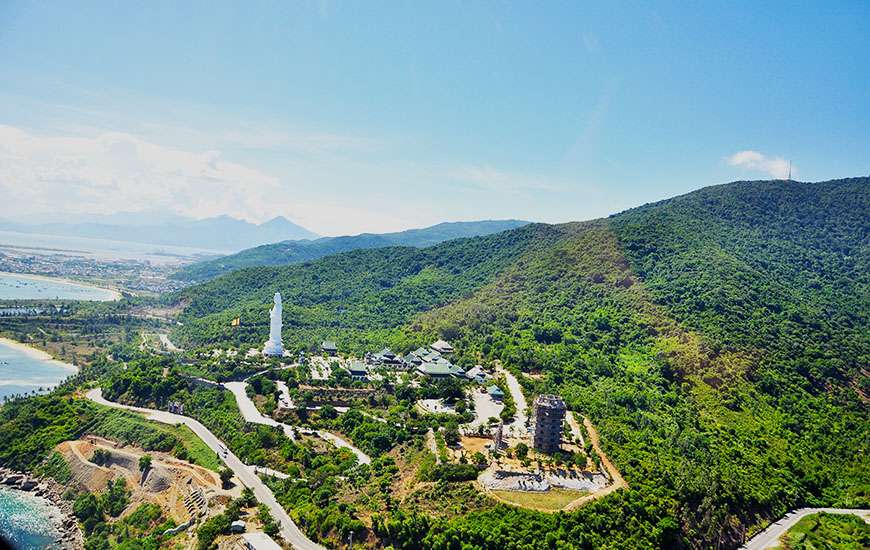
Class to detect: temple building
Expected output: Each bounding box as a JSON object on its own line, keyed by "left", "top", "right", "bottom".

{"left": 430, "top": 339, "right": 454, "bottom": 355}
{"left": 321, "top": 340, "right": 338, "bottom": 356}
{"left": 532, "top": 394, "right": 566, "bottom": 454}
{"left": 345, "top": 360, "right": 369, "bottom": 381}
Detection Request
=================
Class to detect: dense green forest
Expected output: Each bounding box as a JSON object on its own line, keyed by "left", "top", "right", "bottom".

{"left": 170, "top": 178, "right": 870, "bottom": 548}
{"left": 173, "top": 219, "right": 528, "bottom": 282}
{"left": 172, "top": 222, "right": 565, "bottom": 350}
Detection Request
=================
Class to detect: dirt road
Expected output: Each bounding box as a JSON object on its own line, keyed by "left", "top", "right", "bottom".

{"left": 563, "top": 416, "right": 627, "bottom": 510}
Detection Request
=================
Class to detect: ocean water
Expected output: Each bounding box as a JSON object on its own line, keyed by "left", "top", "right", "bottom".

{"left": 0, "top": 486, "right": 64, "bottom": 549}
{"left": 0, "top": 341, "right": 76, "bottom": 401}
{"left": 0, "top": 229, "right": 224, "bottom": 265}
{"left": 0, "top": 273, "right": 118, "bottom": 302}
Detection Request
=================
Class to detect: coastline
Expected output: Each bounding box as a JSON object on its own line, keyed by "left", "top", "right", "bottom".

{"left": 0, "top": 337, "right": 79, "bottom": 375}
{"left": 0, "top": 271, "right": 122, "bottom": 301}
{"left": 0, "top": 467, "right": 83, "bottom": 549}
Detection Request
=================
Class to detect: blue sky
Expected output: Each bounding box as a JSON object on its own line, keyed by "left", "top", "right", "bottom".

{"left": 0, "top": 1, "right": 867, "bottom": 235}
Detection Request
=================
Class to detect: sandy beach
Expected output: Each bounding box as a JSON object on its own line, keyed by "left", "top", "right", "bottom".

{"left": 0, "top": 271, "right": 122, "bottom": 301}
{"left": 0, "top": 337, "right": 78, "bottom": 374}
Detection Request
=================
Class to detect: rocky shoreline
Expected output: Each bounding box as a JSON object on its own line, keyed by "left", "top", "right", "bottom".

{"left": 0, "top": 467, "right": 83, "bottom": 549}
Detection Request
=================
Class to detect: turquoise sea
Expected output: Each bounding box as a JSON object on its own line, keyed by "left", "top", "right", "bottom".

{"left": 0, "top": 272, "right": 118, "bottom": 301}
{"left": 0, "top": 340, "right": 76, "bottom": 401}
{"left": 0, "top": 486, "right": 64, "bottom": 549}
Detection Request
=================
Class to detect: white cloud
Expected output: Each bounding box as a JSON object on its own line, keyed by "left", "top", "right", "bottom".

{"left": 136, "top": 121, "right": 378, "bottom": 155}
{"left": 449, "top": 165, "right": 565, "bottom": 193}
{"left": 726, "top": 150, "right": 794, "bottom": 179}
{"left": 0, "top": 124, "right": 291, "bottom": 222}
{"left": 0, "top": 124, "right": 435, "bottom": 235}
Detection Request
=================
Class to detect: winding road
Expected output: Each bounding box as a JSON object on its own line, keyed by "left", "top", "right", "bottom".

{"left": 85, "top": 388, "right": 325, "bottom": 550}
{"left": 224, "top": 381, "right": 298, "bottom": 441}
{"left": 563, "top": 416, "right": 628, "bottom": 510}
{"left": 223, "top": 380, "right": 371, "bottom": 465}
{"left": 740, "top": 508, "right": 870, "bottom": 549}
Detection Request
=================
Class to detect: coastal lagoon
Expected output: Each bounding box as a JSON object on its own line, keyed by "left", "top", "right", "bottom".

{"left": 0, "top": 339, "right": 77, "bottom": 401}
{"left": 0, "top": 272, "right": 119, "bottom": 301}
{"left": 0, "top": 229, "right": 224, "bottom": 266}
{"left": 0, "top": 486, "right": 65, "bottom": 549}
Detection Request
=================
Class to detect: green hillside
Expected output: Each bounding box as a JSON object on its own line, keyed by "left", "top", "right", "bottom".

{"left": 172, "top": 178, "right": 869, "bottom": 548}
{"left": 173, "top": 221, "right": 561, "bottom": 351}
{"left": 172, "top": 219, "right": 529, "bottom": 282}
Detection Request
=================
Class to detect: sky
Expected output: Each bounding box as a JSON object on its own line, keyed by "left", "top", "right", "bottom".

{"left": 0, "top": 1, "right": 868, "bottom": 236}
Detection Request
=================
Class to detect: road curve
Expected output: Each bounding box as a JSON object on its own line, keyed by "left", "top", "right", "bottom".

{"left": 741, "top": 507, "right": 870, "bottom": 549}
{"left": 224, "top": 381, "right": 297, "bottom": 441}
{"left": 85, "top": 388, "right": 325, "bottom": 550}
{"left": 224, "top": 380, "right": 371, "bottom": 465}
{"left": 563, "top": 416, "right": 628, "bottom": 511}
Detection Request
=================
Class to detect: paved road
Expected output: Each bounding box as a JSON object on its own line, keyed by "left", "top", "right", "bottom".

{"left": 225, "top": 380, "right": 371, "bottom": 465}
{"left": 275, "top": 380, "right": 295, "bottom": 409}
{"left": 224, "top": 381, "right": 297, "bottom": 441}
{"left": 495, "top": 365, "right": 528, "bottom": 437}
{"left": 85, "top": 388, "right": 325, "bottom": 550}
{"left": 251, "top": 465, "right": 291, "bottom": 480}
{"left": 314, "top": 430, "right": 371, "bottom": 465}
{"left": 741, "top": 508, "right": 870, "bottom": 549}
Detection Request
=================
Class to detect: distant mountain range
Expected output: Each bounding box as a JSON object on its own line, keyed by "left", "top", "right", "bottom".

{"left": 172, "top": 219, "right": 530, "bottom": 281}
{"left": 0, "top": 214, "right": 319, "bottom": 253}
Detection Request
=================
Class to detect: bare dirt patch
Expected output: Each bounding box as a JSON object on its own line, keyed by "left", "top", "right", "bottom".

{"left": 57, "top": 436, "right": 233, "bottom": 523}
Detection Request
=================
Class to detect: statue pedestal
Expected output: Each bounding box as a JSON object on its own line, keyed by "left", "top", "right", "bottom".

{"left": 263, "top": 340, "right": 283, "bottom": 357}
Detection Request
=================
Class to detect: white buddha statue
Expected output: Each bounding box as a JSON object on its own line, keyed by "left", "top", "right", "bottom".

{"left": 263, "top": 292, "right": 284, "bottom": 356}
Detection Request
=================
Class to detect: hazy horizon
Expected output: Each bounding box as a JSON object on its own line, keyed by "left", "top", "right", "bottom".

{"left": 0, "top": 175, "right": 863, "bottom": 240}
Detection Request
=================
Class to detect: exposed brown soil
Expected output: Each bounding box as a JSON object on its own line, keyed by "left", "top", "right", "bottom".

{"left": 57, "top": 436, "right": 232, "bottom": 524}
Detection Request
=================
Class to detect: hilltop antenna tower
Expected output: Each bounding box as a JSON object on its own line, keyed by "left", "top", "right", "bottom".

{"left": 787, "top": 160, "right": 792, "bottom": 181}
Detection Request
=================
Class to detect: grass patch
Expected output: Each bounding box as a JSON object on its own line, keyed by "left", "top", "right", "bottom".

{"left": 490, "top": 488, "right": 586, "bottom": 511}
{"left": 88, "top": 406, "right": 221, "bottom": 471}
{"left": 777, "top": 512, "right": 870, "bottom": 549}
{"left": 35, "top": 451, "right": 72, "bottom": 483}
{"left": 170, "top": 424, "right": 222, "bottom": 471}
{"left": 434, "top": 431, "right": 449, "bottom": 463}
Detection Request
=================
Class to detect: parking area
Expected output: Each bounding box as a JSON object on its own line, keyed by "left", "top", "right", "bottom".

{"left": 464, "top": 388, "right": 504, "bottom": 431}
{"left": 416, "top": 398, "right": 458, "bottom": 415}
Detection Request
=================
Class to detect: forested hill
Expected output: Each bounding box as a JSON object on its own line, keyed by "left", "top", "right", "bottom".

{"left": 172, "top": 177, "right": 869, "bottom": 548}
{"left": 172, "top": 219, "right": 529, "bottom": 282}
